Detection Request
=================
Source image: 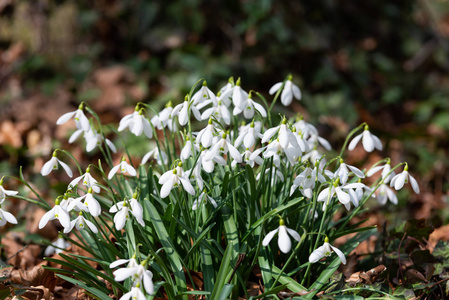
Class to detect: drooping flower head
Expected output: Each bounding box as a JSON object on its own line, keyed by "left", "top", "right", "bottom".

{"left": 309, "top": 236, "right": 346, "bottom": 265}
{"left": 269, "top": 75, "right": 302, "bottom": 106}
{"left": 348, "top": 124, "right": 382, "bottom": 153}
{"left": 262, "top": 218, "right": 301, "bottom": 254}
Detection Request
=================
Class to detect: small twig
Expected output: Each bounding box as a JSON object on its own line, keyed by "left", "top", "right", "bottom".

{"left": 6, "top": 245, "right": 28, "bottom": 263}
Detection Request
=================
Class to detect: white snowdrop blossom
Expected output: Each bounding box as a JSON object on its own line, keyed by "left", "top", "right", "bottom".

{"left": 0, "top": 203, "right": 17, "bottom": 226}
{"left": 56, "top": 104, "right": 90, "bottom": 132}
{"left": 234, "top": 148, "right": 264, "bottom": 168}
{"left": 180, "top": 137, "right": 194, "bottom": 161}
{"left": 334, "top": 158, "right": 365, "bottom": 184}
{"left": 367, "top": 160, "right": 395, "bottom": 184}
{"left": 0, "top": 180, "right": 18, "bottom": 203}
{"left": 44, "top": 236, "right": 70, "bottom": 256}
{"left": 151, "top": 102, "right": 177, "bottom": 132}
{"left": 317, "top": 179, "right": 365, "bottom": 211}
{"left": 262, "top": 118, "right": 300, "bottom": 151}
{"left": 41, "top": 151, "right": 73, "bottom": 178}
{"left": 348, "top": 125, "right": 383, "bottom": 152}
{"left": 233, "top": 92, "right": 267, "bottom": 119}
{"left": 269, "top": 75, "right": 302, "bottom": 106}
{"left": 220, "top": 77, "right": 248, "bottom": 108}
{"left": 83, "top": 128, "right": 117, "bottom": 153}
{"left": 118, "top": 108, "right": 153, "bottom": 138}
{"left": 309, "top": 237, "right": 346, "bottom": 265}
{"left": 67, "top": 188, "right": 102, "bottom": 217}
{"left": 64, "top": 211, "right": 98, "bottom": 233}
{"left": 69, "top": 167, "right": 100, "bottom": 193}
{"left": 200, "top": 99, "right": 231, "bottom": 125}
{"left": 290, "top": 165, "right": 327, "bottom": 198}
{"left": 196, "top": 119, "right": 216, "bottom": 148}
{"left": 172, "top": 96, "right": 202, "bottom": 126}
{"left": 141, "top": 148, "right": 168, "bottom": 166}
{"left": 159, "top": 163, "right": 195, "bottom": 198}
{"left": 108, "top": 158, "right": 137, "bottom": 180}
{"left": 39, "top": 197, "right": 71, "bottom": 229}
{"left": 204, "top": 133, "right": 242, "bottom": 163}
{"left": 262, "top": 219, "right": 301, "bottom": 254}
{"left": 235, "top": 121, "right": 263, "bottom": 149}
{"left": 377, "top": 183, "right": 398, "bottom": 205}
{"left": 390, "top": 164, "right": 420, "bottom": 194}
{"left": 113, "top": 262, "right": 154, "bottom": 295}
{"left": 192, "top": 81, "right": 216, "bottom": 106}
{"left": 192, "top": 191, "right": 218, "bottom": 210}
{"left": 109, "top": 193, "right": 145, "bottom": 230}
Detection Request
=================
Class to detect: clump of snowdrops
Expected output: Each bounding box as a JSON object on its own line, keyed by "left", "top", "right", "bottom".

{"left": 1, "top": 76, "right": 419, "bottom": 299}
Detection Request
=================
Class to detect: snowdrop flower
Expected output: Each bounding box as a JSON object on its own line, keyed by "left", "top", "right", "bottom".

{"left": 120, "top": 286, "right": 146, "bottom": 300}
{"left": 234, "top": 121, "right": 263, "bottom": 149}
{"left": 317, "top": 179, "right": 365, "bottom": 211}
{"left": 234, "top": 148, "right": 263, "bottom": 168}
{"left": 69, "top": 167, "right": 100, "bottom": 193}
{"left": 110, "top": 256, "right": 138, "bottom": 269}
{"left": 204, "top": 133, "right": 242, "bottom": 163}
{"left": 290, "top": 165, "right": 327, "bottom": 197}
{"left": 220, "top": 77, "right": 248, "bottom": 108}
{"left": 141, "top": 148, "right": 168, "bottom": 166}
{"left": 262, "top": 219, "right": 301, "bottom": 254}
{"left": 151, "top": 101, "right": 177, "bottom": 132}
{"left": 59, "top": 193, "right": 79, "bottom": 212}
{"left": 41, "top": 151, "right": 73, "bottom": 178}
{"left": 377, "top": 184, "right": 398, "bottom": 205}
{"left": 233, "top": 92, "right": 267, "bottom": 119}
{"left": 39, "top": 197, "right": 71, "bottom": 229}
{"left": 108, "top": 157, "right": 137, "bottom": 180}
{"left": 367, "top": 160, "right": 395, "bottom": 184}
{"left": 334, "top": 158, "right": 365, "bottom": 184}
{"left": 0, "top": 203, "right": 17, "bottom": 226}
{"left": 348, "top": 125, "right": 382, "bottom": 152}
{"left": 172, "top": 96, "right": 202, "bottom": 126}
{"left": 309, "top": 237, "right": 346, "bottom": 265}
{"left": 118, "top": 107, "right": 153, "bottom": 138}
{"left": 180, "top": 136, "right": 194, "bottom": 161}
{"left": 56, "top": 104, "right": 90, "bottom": 132}
{"left": 293, "top": 116, "right": 318, "bottom": 139}
{"left": 196, "top": 119, "right": 217, "bottom": 148}
{"left": 390, "top": 163, "right": 420, "bottom": 194}
{"left": 44, "top": 235, "right": 70, "bottom": 256}
{"left": 67, "top": 188, "right": 102, "bottom": 217}
{"left": 84, "top": 128, "right": 117, "bottom": 153}
{"left": 263, "top": 138, "right": 300, "bottom": 167}
{"left": 109, "top": 193, "right": 145, "bottom": 230}
{"left": 192, "top": 81, "right": 216, "bottom": 106}
{"left": 113, "top": 261, "right": 154, "bottom": 295}
{"left": 200, "top": 99, "right": 231, "bottom": 125}
{"left": 262, "top": 118, "right": 299, "bottom": 150}
{"left": 159, "top": 163, "right": 195, "bottom": 198}
{"left": 269, "top": 75, "right": 302, "bottom": 106}
{"left": 192, "top": 190, "right": 218, "bottom": 210}
{"left": 0, "top": 179, "right": 18, "bottom": 203}
{"left": 64, "top": 211, "right": 98, "bottom": 234}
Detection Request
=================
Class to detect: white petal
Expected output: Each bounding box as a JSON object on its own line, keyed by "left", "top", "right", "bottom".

{"left": 362, "top": 131, "right": 375, "bottom": 152}
{"left": 309, "top": 245, "right": 326, "bottom": 263}
{"left": 39, "top": 209, "right": 55, "bottom": 229}
{"left": 253, "top": 102, "right": 267, "bottom": 117}
{"left": 262, "top": 228, "right": 279, "bottom": 246}
{"left": 84, "top": 218, "right": 98, "bottom": 233}
{"left": 1, "top": 210, "right": 17, "bottom": 224}
{"left": 393, "top": 172, "right": 407, "bottom": 190}
{"left": 160, "top": 180, "right": 174, "bottom": 198}
{"left": 292, "top": 84, "right": 301, "bottom": 100}
{"left": 68, "top": 129, "right": 84, "bottom": 143}
{"left": 286, "top": 227, "right": 301, "bottom": 242}
{"left": 366, "top": 165, "right": 384, "bottom": 177}
{"left": 41, "top": 158, "right": 57, "bottom": 176}
{"left": 56, "top": 207, "right": 71, "bottom": 228}
{"left": 143, "top": 271, "right": 154, "bottom": 294}
{"left": 179, "top": 177, "right": 195, "bottom": 195}
{"left": 278, "top": 226, "right": 292, "bottom": 253}
{"left": 125, "top": 163, "right": 137, "bottom": 177}
{"left": 114, "top": 208, "right": 128, "bottom": 230}
{"left": 330, "top": 245, "right": 347, "bottom": 265}
{"left": 109, "top": 259, "right": 130, "bottom": 268}
{"left": 56, "top": 111, "right": 76, "bottom": 125}
{"left": 347, "top": 165, "right": 365, "bottom": 179}
{"left": 269, "top": 82, "right": 282, "bottom": 95}
{"left": 335, "top": 187, "right": 350, "bottom": 204}
{"left": 108, "top": 165, "right": 121, "bottom": 180}
{"left": 409, "top": 174, "right": 420, "bottom": 194}
{"left": 227, "top": 144, "right": 242, "bottom": 163}
{"left": 348, "top": 133, "right": 363, "bottom": 151}
{"left": 57, "top": 159, "right": 73, "bottom": 178}
{"left": 114, "top": 266, "right": 137, "bottom": 282}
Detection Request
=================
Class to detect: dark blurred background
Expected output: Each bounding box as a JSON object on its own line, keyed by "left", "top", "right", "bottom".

{"left": 0, "top": 0, "right": 448, "bottom": 221}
